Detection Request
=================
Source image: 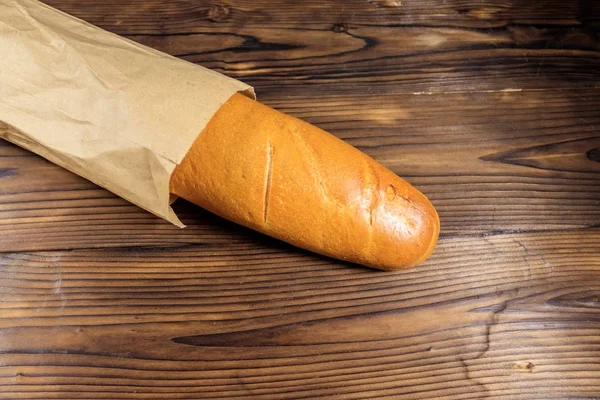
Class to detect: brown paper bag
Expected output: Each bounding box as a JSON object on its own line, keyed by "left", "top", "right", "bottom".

{"left": 0, "top": 0, "right": 254, "bottom": 226}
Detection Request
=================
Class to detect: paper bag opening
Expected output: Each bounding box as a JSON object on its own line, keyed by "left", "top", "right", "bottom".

{"left": 0, "top": 0, "right": 254, "bottom": 227}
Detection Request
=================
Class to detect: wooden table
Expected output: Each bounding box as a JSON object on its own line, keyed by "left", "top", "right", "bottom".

{"left": 1, "top": 1, "right": 599, "bottom": 398}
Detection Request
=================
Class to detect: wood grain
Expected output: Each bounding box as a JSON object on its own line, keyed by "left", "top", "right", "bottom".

{"left": 115, "top": 25, "right": 600, "bottom": 94}
{"left": 39, "top": 0, "right": 600, "bottom": 30}
{"left": 1, "top": 229, "right": 599, "bottom": 399}
{"left": 1, "top": 0, "right": 599, "bottom": 398}
{"left": 38, "top": 0, "right": 600, "bottom": 95}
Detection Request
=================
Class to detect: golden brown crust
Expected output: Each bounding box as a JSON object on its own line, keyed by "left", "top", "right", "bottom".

{"left": 170, "top": 93, "right": 439, "bottom": 270}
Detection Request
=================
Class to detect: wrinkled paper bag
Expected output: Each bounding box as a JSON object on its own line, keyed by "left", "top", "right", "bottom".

{"left": 0, "top": 0, "right": 254, "bottom": 226}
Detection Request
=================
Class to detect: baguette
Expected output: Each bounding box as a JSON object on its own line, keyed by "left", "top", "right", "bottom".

{"left": 170, "top": 93, "right": 439, "bottom": 270}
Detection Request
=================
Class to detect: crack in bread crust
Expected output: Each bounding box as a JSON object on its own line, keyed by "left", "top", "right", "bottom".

{"left": 263, "top": 141, "right": 274, "bottom": 225}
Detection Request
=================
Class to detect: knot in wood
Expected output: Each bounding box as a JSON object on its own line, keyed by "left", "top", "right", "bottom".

{"left": 207, "top": 5, "right": 231, "bottom": 22}
{"left": 332, "top": 23, "right": 349, "bottom": 33}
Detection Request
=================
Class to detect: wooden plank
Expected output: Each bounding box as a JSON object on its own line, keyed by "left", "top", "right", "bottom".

{"left": 135, "top": 25, "right": 600, "bottom": 94}
{"left": 1, "top": 228, "right": 599, "bottom": 399}
{"left": 2, "top": 88, "right": 599, "bottom": 251}
{"left": 42, "top": 0, "right": 597, "bottom": 31}
{"left": 32, "top": 2, "right": 600, "bottom": 94}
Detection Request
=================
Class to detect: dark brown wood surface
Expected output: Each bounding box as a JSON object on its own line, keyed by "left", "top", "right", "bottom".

{"left": 1, "top": 0, "right": 599, "bottom": 398}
